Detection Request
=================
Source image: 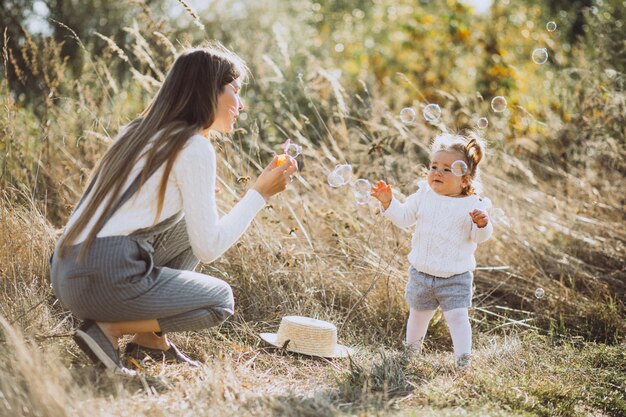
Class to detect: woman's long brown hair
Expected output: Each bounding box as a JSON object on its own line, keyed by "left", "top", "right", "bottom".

{"left": 58, "top": 44, "right": 246, "bottom": 260}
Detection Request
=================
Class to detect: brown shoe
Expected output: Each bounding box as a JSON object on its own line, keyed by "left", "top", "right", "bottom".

{"left": 124, "top": 341, "right": 201, "bottom": 368}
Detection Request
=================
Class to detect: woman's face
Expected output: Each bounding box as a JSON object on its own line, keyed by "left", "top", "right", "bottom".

{"left": 211, "top": 78, "right": 244, "bottom": 133}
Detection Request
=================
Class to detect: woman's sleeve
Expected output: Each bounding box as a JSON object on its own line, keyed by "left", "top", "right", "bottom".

{"left": 173, "top": 137, "right": 266, "bottom": 263}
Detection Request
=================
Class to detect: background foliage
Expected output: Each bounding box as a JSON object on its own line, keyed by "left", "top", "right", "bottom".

{"left": 1, "top": 0, "right": 624, "bottom": 415}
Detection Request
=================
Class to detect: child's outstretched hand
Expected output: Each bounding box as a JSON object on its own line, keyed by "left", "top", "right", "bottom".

{"left": 371, "top": 180, "right": 392, "bottom": 210}
{"left": 469, "top": 209, "right": 489, "bottom": 228}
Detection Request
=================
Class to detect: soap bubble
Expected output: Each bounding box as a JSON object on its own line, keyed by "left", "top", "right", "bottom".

{"left": 351, "top": 178, "right": 371, "bottom": 205}
{"left": 400, "top": 107, "right": 416, "bottom": 123}
{"left": 328, "top": 164, "right": 353, "bottom": 188}
{"left": 354, "top": 193, "right": 370, "bottom": 206}
{"left": 491, "top": 96, "right": 507, "bottom": 113}
{"left": 335, "top": 164, "right": 353, "bottom": 185}
{"left": 277, "top": 140, "right": 302, "bottom": 166}
{"left": 327, "top": 171, "right": 343, "bottom": 188}
{"left": 546, "top": 21, "right": 557, "bottom": 32}
{"left": 476, "top": 117, "right": 488, "bottom": 129}
{"left": 451, "top": 160, "right": 468, "bottom": 176}
{"left": 423, "top": 103, "right": 441, "bottom": 122}
{"left": 285, "top": 143, "right": 302, "bottom": 158}
{"left": 532, "top": 48, "right": 549, "bottom": 64}
{"left": 534, "top": 288, "right": 545, "bottom": 299}
{"left": 352, "top": 179, "right": 371, "bottom": 195}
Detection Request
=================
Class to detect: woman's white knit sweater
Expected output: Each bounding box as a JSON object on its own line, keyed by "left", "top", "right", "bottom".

{"left": 64, "top": 135, "right": 266, "bottom": 263}
{"left": 383, "top": 181, "right": 493, "bottom": 278}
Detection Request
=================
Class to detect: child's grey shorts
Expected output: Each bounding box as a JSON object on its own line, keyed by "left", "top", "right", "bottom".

{"left": 404, "top": 267, "right": 473, "bottom": 311}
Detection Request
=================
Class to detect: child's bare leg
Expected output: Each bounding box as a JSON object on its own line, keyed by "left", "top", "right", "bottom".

{"left": 443, "top": 307, "right": 472, "bottom": 360}
{"left": 406, "top": 309, "right": 435, "bottom": 353}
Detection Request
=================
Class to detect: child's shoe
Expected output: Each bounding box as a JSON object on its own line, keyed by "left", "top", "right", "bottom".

{"left": 455, "top": 353, "right": 471, "bottom": 370}
{"left": 401, "top": 342, "right": 420, "bottom": 359}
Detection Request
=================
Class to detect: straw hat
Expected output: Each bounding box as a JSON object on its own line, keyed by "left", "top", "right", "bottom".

{"left": 260, "top": 316, "right": 354, "bottom": 358}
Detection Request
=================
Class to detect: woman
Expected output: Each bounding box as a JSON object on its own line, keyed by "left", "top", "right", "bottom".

{"left": 50, "top": 44, "right": 297, "bottom": 374}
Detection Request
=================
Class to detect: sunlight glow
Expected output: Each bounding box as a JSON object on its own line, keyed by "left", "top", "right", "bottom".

{"left": 459, "top": 0, "right": 493, "bottom": 14}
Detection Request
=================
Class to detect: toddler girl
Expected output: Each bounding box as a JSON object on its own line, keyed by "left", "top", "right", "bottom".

{"left": 371, "top": 132, "right": 492, "bottom": 367}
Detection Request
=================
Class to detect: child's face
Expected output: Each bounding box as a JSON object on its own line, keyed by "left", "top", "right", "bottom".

{"left": 427, "top": 150, "right": 469, "bottom": 197}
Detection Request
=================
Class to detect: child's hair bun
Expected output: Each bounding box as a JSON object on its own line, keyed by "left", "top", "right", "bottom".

{"left": 465, "top": 135, "right": 484, "bottom": 167}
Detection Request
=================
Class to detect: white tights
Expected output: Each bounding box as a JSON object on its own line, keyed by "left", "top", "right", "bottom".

{"left": 406, "top": 308, "right": 472, "bottom": 359}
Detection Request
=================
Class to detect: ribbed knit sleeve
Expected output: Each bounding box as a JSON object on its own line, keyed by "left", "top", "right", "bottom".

{"left": 173, "top": 136, "right": 266, "bottom": 263}
{"left": 471, "top": 221, "right": 493, "bottom": 243}
{"left": 470, "top": 196, "right": 493, "bottom": 243}
{"left": 383, "top": 186, "right": 424, "bottom": 228}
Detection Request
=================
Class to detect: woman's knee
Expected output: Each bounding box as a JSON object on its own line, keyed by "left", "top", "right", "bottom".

{"left": 211, "top": 280, "right": 235, "bottom": 322}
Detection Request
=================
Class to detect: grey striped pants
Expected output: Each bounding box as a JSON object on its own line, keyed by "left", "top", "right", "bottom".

{"left": 50, "top": 218, "right": 234, "bottom": 333}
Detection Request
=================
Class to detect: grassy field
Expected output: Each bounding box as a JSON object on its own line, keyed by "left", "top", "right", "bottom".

{"left": 1, "top": 0, "right": 625, "bottom": 416}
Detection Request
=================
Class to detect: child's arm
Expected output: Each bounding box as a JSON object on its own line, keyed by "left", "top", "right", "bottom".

{"left": 470, "top": 209, "right": 493, "bottom": 243}
{"left": 371, "top": 180, "right": 420, "bottom": 228}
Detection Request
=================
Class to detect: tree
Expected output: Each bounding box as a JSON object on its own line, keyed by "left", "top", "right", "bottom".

{"left": 1, "top": 0, "right": 150, "bottom": 107}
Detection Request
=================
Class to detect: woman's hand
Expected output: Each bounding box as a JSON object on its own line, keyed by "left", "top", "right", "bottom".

{"left": 252, "top": 155, "right": 298, "bottom": 200}
{"left": 371, "top": 180, "right": 392, "bottom": 210}
{"left": 469, "top": 209, "right": 489, "bottom": 228}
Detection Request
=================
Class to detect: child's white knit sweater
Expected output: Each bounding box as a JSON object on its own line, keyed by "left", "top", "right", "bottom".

{"left": 383, "top": 181, "right": 493, "bottom": 278}
{"left": 65, "top": 135, "right": 266, "bottom": 264}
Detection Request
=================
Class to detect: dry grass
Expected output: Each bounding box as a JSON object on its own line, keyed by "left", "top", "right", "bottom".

{"left": 1, "top": 0, "right": 625, "bottom": 415}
